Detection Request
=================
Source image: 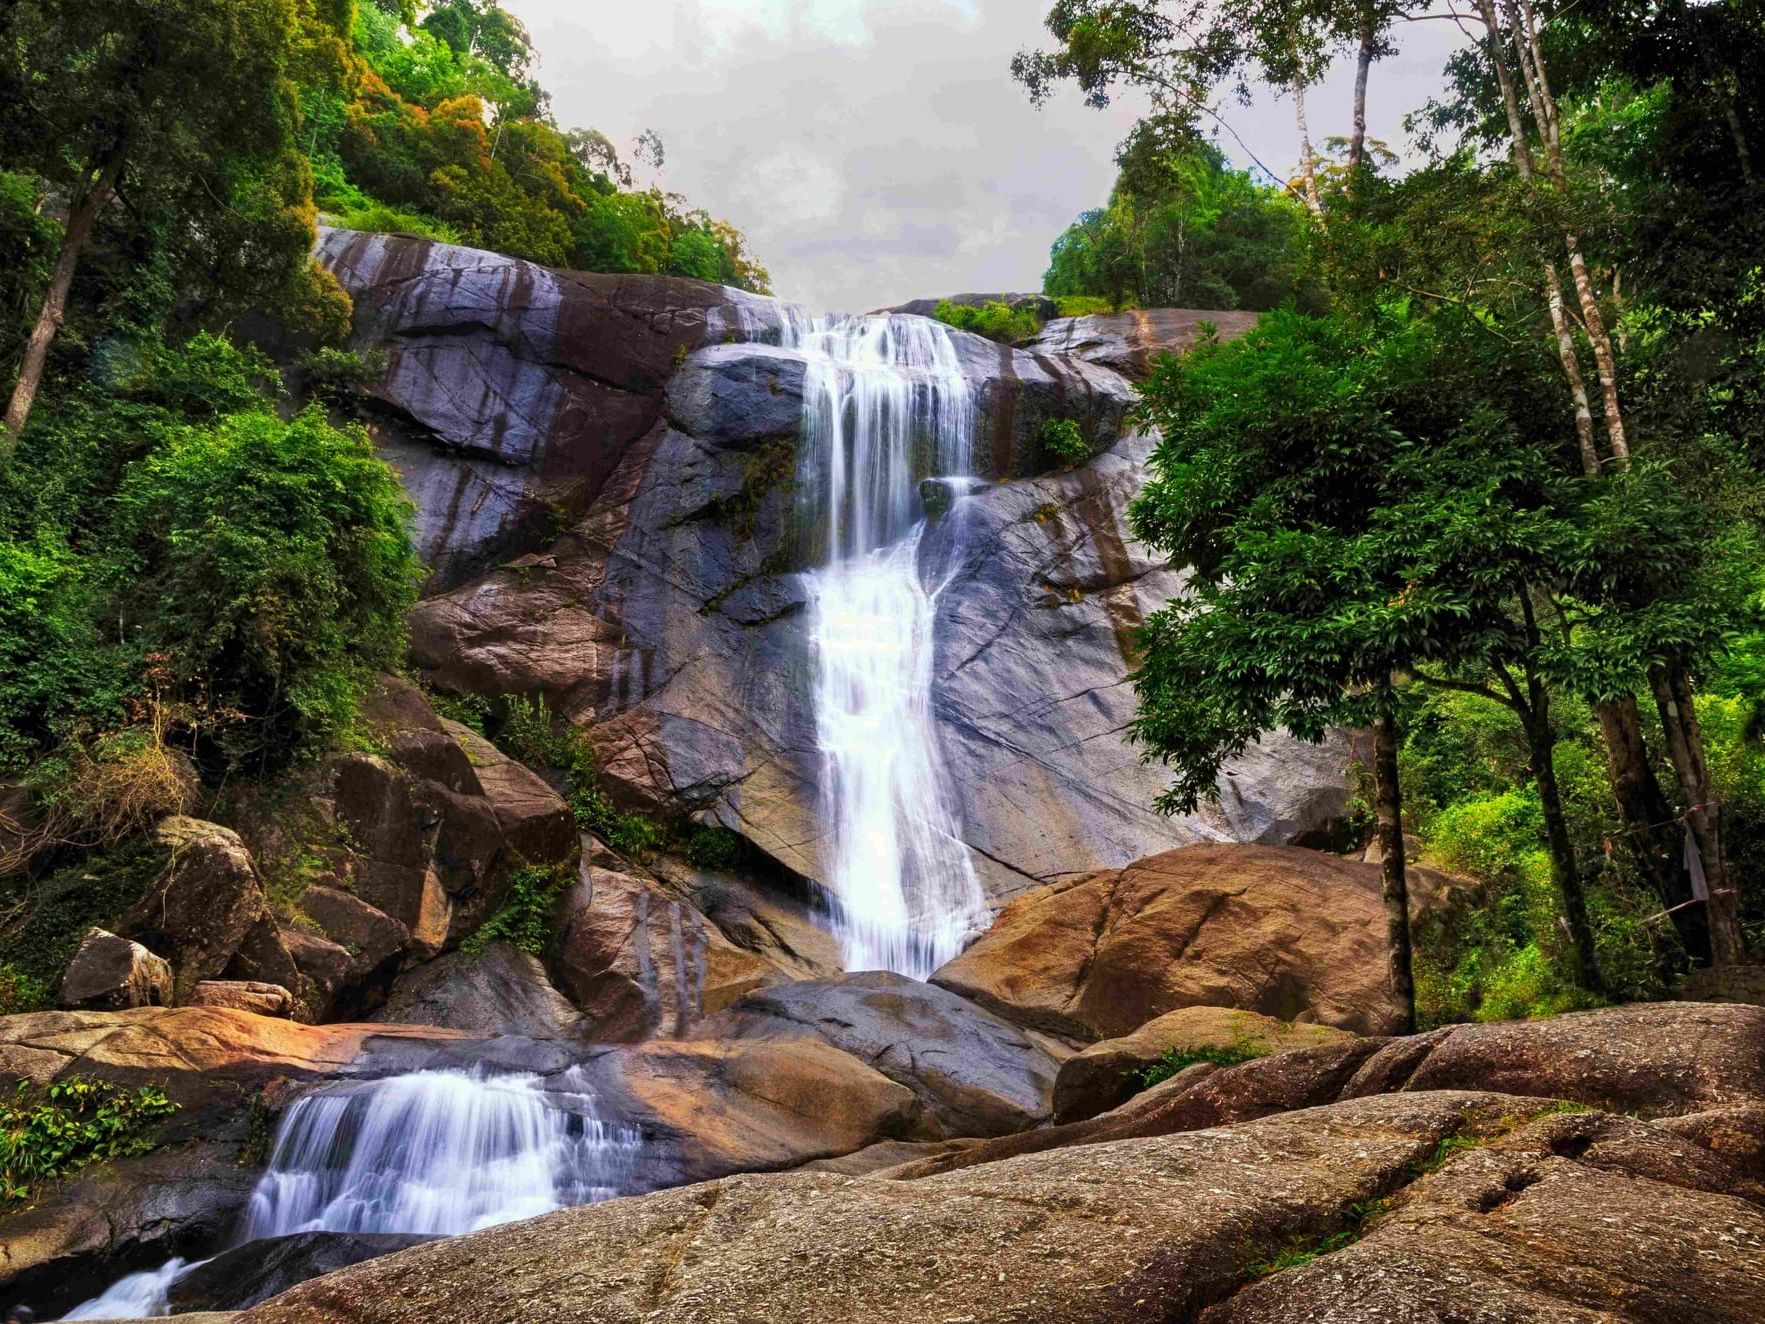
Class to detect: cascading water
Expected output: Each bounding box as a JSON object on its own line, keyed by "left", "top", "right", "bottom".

{"left": 64, "top": 1069, "right": 641, "bottom": 1319}
{"left": 783, "top": 312, "right": 992, "bottom": 979}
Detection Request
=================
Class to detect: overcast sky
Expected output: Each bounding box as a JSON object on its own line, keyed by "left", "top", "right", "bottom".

{"left": 509, "top": 0, "right": 1468, "bottom": 312}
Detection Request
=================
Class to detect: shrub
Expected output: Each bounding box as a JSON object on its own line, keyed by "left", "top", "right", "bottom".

{"left": 1041, "top": 417, "right": 1090, "bottom": 467}
{"left": 1051, "top": 294, "right": 1127, "bottom": 317}
{"left": 331, "top": 202, "right": 462, "bottom": 246}
{"left": 0, "top": 1076, "right": 179, "bottom": 1204}
{"left": 1137, "top": 1039, "right": 1261, "bottom": 1090}
{"left": 462, "top": 862, "right": 570, "bottom": 958}
{"left": 105, "top": 406, "right": 420, "bottom": 771}
{"left": 489, "top": 696, "right": 662, "bottom": 859}
{"left": 685, "top": 824, "right": 743, "bottom": 871}
{"left": 931, "top": 299, "right": 1042, "bottom": 344}
{"left": 297, "top": 346, "right": 388, "bottom": 402}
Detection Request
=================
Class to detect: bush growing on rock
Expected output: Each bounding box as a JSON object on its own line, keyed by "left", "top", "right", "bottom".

{"left": 0, "top": 1075, "right": 177, "bottom": 1204}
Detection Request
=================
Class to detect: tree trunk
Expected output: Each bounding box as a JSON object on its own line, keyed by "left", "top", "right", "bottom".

{"left": 2, "top": 157, "right": 120, "bottom": 450}
{"left": 1651, "top": 665, "right": 1747, "bottom": 965}
{"left": 1595, "top": 695, "right": 1709, "bottom": 963}
{"left": 1375, "top": 704, "right": 1415, "bottom": 1033}
{"left": 1507, "top": 0, "right": 1630, "bottom": 463}
{"left": 1348, "top": 10, "right": 1374, "bottom": 177}
{"left": 1290, "top": 74, "right": 1324, "bottom": 217}
{"left": 1523, "top": 676, "right": 1607, "bottom": 995}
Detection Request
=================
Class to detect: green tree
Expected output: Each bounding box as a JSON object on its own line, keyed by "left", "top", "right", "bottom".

{"left": 0, "top": 0, "right": 344, "bottom": 449}
{"left": 105, "top": 405, "right": 419, "bottom": 770}
{"left": 1129, "top": 309, "right": 1632, "bottom": 1001}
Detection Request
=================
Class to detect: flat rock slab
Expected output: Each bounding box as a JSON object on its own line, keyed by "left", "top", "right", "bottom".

{"left": 693, "top": 971, "right": 1058, "bottom": 1137}
{"left": 236, "top": 1091, "right": 1643, "bottom": 1324}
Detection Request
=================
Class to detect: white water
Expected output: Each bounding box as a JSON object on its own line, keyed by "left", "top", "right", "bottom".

{"left": 63, "top": 1258, "right": 196, "bottom": 1320}
{"left": 64, "top": 1069, "right": 641, "bottom": 1319}
{"left": 783, "top": 312, "right": 992, "bottom": 978}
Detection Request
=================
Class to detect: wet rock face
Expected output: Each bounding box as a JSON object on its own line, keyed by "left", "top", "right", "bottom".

{"left": 318, "top": 227, "right": 789, "bottom": 587}
{"left": 322, "top": 230, "right": 1344, "bottom": 908}
{"left": 1023, "top": 307, "right": 1261, "bottom": 379}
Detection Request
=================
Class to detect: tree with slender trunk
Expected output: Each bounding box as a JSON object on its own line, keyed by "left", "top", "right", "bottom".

{"left": 0, "top": 0, "right": 335, "bottom": 453}
{"left": 1373, "top": 701, "right": 1414, "bottom": 1031}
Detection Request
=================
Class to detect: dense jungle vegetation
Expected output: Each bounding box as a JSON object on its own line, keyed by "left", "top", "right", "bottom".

{"left": 1021, "top": 0, "right": 1765, "bottom": 1024}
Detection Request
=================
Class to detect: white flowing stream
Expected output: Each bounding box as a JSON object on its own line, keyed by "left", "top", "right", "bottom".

{"left": 64, "top": 1069, "right": 641, "bottom": 1319}
{"left": 783, "top": 312, "right": 992, "bottom": 979}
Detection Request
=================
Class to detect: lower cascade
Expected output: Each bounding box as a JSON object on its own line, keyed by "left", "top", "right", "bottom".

{"left": 65, "top": 1069, "right": 642, "bottom": 1318}
{"left": 784, "top": 311, "right": 992, "bottom": 979}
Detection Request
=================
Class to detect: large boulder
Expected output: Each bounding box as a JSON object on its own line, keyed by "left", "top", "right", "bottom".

{"left": 1053, "top": 1006, "right": 1357, "bottom": 1124}
{"left": 1343, "top": 1001, "right": 1765, "bottom": 1118}
{"left": 932, "top": 843, "right": 1430, "bottom": 1041}
{"left": 293, "top": 884, "right": 410, "bottom": 1019}
{"left": 189, "top": 980, "right": 295, "bottom": 1017}
{"left": 369, "top": 941, "right": 584, "bottom": 1039}
{"left": 575, "top": 1036, "right": 927, "bottom": 1186}
{"left": 694, "top": 971, "right": 1058, "bottom": 1137}
{"left": 122, "top": 817, "right": 302, "bottom": 1008}
{"left": 552, "top": 864, "right": 783, "bottom": 1041}
{"left": 57, "top": 927, "right": 173, "bottom": 1011}
{"left": 1023, "top": 307, "right": 1260, "bottom": 378}
{"left": 234, "top": 1089, "right": 1765, "bottom": 1324}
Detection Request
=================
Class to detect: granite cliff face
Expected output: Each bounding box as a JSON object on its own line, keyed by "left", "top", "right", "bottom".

{"left": 319, "top": 229, "right": 1348, "bottom": 908}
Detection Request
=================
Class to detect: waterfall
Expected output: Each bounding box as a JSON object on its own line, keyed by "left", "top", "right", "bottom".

{"left": 784, "top": 312, "right": 992, "bottom": 979}
{"left": 63, "top": 1069, "right": 641, "bottom": 1319}
{"left": 242, "top": 1069, "right": 640, "bottom": 1238}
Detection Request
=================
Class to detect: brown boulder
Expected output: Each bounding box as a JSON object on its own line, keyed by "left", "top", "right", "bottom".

{"left": 1053, "top": 1006, "right": 1356, "bottom": 1124}
{"left": 586, "top": 1036, "right": 927, "bottom": 1185}
{"left": 296, "top": 885, "right": 410, "bottom": 1016}
{"left": 932, "top": 843, "right": 1444, "bottom": 1040}
{"left": 553, "top": 865, "right": 783, "bottom": 1041}
{"left": 57, "top": 927, "right": 173, "bottom": 1011}
{"left": 279, "top": 926, "right": 360, "bottom": 1022}
{"left": 236, "top": 1091, "right": 1590, "bottom": 1324}
{"left": 694, "top": 971, "right": 1058, "bottom": 1138}
{"left": 189, "top": 980, "right": 296, "bottom": 1017}
{"left": 1344, "top": 1001, "right": 1765, "bottom": 1117}
{"left": 123, "top": 817, "right": 301, "bottom": 1008}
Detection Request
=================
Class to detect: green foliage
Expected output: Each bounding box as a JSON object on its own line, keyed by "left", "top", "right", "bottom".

{"left": 1040, "top": 417, "right": 1090, "bottom": 467}
{"left": 297, "top": 346, "right": 387, "bottom": 402}
{"left": 931, "top": 299, "right": 1042, "bottom": 344}
{"left": 106, "top": 405, "right": 419, "bottom": 770}
{"left": 1051, "top": 294, "right": 1127, "bottom": 318}
{"left": 685, "top": 824, "right": 743, "bottom": 871}
{"left": 1043, "top": 133, "right": 1317, "bottom": 312}
{"left": 0, "top": 1075, "right": 179, "bottom": 1204}
{"left": 462, "top": 862, "right": 569, "bottom": 958}
{"left": 329, "top": 202, "right": 462, "bottom": 245}
{"left": 488, "top": 695, "right": 661, "bottom": 859}
{"left": 316, "top": 13, "right": 769, "bottom": 289}
{"left": 1137, "top": 1040, "right": 1261, "bottom": 1090}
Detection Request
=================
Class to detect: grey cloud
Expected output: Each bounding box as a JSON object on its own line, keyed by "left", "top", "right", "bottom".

{"left": 511, "top": 1, "right": 1466, "bottom": 312}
